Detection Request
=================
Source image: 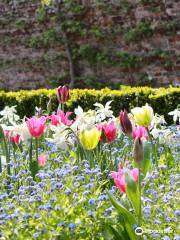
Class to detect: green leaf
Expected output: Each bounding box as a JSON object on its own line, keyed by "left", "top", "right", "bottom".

{"left": 30, "top": 160, "right": 39, "bottom": 180}
{"left": 0, "top": 125, "right": 4, "bottom": 141}
{"left": 107, "top": 191, "right": 138, "bottom": 240}
{"left": 105, "top": 224, "right": 128, "bottom": 240}
{"left": 125, "top": 172, "right": 140, "bottom": 216}
{"left": 141, "top": 141, "right": 151, "bottom": 177}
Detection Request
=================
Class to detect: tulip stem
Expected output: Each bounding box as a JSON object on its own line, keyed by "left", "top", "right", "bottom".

{"left": 29, "top": 138, "right": 33, "bottom": 171}
{"left": 3, "top": 135, "right": 11, "bottom": 176}
{"left": 0, "top": 156, "right": 2, "bottom": 173}
{"left": 138, "top": 164, "right": 141, "bottom": 227}
{"left": 12, "top": 145, "right": 20, "bottom": 190}
{"left": 35, "top": 138, "right": 38, "bottom": 164}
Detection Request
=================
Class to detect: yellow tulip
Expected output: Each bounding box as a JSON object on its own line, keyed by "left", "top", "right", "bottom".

{"left": 79, "top": 127, "right": 101, "bottom": 150}
{"left": 131, "top": 104, "right": 154, "bottom": 127}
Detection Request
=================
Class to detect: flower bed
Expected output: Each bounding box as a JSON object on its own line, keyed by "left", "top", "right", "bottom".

{"left": 0, "top": 87, "right": 179, "bottom": 239}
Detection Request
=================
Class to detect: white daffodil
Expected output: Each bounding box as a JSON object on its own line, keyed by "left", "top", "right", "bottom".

{"left": 0, "top": 106, "right": 20, "bottom": 124}
{"left": 168, "top": 108, "right": 180, "bottom": 123}
{"left": 151, "top": 128, "right": 174, "bottom": 144}
{"left": 94, "top": 101, "right": 113, "bottom": 122}
{"left": 72, "top": 106, "right": 96, "bottom": 132}
{"left": 152, "top": 113, "right": 166, "bottom": 128}
{"left": 47, "top": 125, "right": 74, "bottom": 150}
{"left": 74, "top": 106, "right": 84, "bottom": 117}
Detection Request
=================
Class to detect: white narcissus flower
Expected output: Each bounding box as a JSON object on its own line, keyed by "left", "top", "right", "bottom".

{"left": 73, "top": 106, "right": 96, "bottom": 132}
{"left": 74, "top": 106, "right": 84, "bottom": 117}
{"left": 152, "top": 113, "right": 166, "bottom": 128}
{"left": 168, "top": 108, "right": 180, "bottom": 123}
{"left": 47, "top": 125, "right": 74, "bottom": 150}
{"left": 0, "top": 106, "right": 20, "bottom": 124}
{"left": 151, "top": 128, "right": 174, "bottom": 144}
{"left": 94, "top": 101, "right": 113, "bottom": 121}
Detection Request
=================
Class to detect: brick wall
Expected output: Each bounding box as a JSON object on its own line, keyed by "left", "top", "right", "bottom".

{"left": 0, "top": 0, "right": 180, "bottom": 90}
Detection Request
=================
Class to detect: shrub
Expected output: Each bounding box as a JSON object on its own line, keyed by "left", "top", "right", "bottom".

{"left": 0, "top": 87, "right": 179, "bottom": 123}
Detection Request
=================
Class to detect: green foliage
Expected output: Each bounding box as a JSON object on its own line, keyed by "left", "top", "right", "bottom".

{"left": 29, "top": 29, "right": 59, "bottom": 48}
{"left": 36, "top": 6, "right": 47, "bottom": 23}
{"left": 140, "top": 0, "right": 160, "bottom": 5}
{"left": 136, "top": 73, "right": 155, "bottom": 87}
{"left": 0, "top": 87, "right": 179, "bottom": 124}
{"left": 107, "top": 191, "right": 138, "bottom": 240}
{"left": 116, "top": 52, "right": 142, "bottom": 69}
{"left": 15, "top": 19, "right": 28, "bottom": 31}
{"left": 124, "top": 22, "right": 153, "bottom": 43}
{"left": 78, "top": 44, "right": 99, "bottom": 64}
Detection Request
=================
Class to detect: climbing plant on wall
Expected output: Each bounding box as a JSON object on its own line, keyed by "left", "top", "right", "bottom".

{"left": 0, "top": 0, "right": 178, "bottom": 90}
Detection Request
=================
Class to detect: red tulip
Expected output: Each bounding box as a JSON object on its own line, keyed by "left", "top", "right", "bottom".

{"left": 111, "top": 167, "right": 139, "bottom": 193}
{"left": 26, "top": 116, "right": 46, "bottom": 138}
{"left": 56, "top": 85, "right": 70, "bottom": 103}
{"left": 120, "top": 110, "right": 132, "bottom": 137}
{"left": 4, "top": 130, "right": 21, "bottom": 145}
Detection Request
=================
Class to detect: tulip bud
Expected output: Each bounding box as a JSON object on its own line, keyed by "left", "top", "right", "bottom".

{"left": 120, "top": 110, "right": 132, "bottom": 137}
{"left": 56, "top": 85, "right": 70, "bottom": 103}
{"left": 133, "top": 137, "right": 143, "bottom": 163}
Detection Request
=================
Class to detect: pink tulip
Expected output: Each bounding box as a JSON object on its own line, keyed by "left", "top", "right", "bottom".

{"left": 56, "top": 85, "right": 70, "bottom": 103}
{"left": 111, "top": 167, "right": 139, "bottom": 193}
{"left": 120, "top": 110, "right": 132, "bottom": 137}
{"left": 132, "top": 126, "right": 148, "bottom": 140}
{"left": 26, "top": 116, "right": 46, "bottom": 138}
{"left": 38, "top": 154, "right": 47, "bottom": 167}
{"left": 102, "top": 121, "right": 117, "bottom": 143}
{"left": 58, "top": 110, "right": 73, "bottom": 126}
{"left": 50, "top": 111, "right": 73, "bottom": 126}
{"left": 97, "top": 122, "right": 116, "bottom": 143}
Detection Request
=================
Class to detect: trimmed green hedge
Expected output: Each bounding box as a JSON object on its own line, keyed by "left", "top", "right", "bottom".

{"left": 0, "top": 87, "right": 179, "bottom": 124}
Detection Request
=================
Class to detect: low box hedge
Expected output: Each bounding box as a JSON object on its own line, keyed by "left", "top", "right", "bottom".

{"left": 0, "top": 87, "right": 179, "bottom": 124}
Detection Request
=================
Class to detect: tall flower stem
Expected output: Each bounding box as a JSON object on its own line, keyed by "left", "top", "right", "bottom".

{"left": 12, "top": 145, "right": 20, "bottom": 190}
{"left": 0, "top": 156, "right": 2, "bottom": 173}
{"left": 138, "top": 163, "right": 143, "bottom": 240}
{"left": 138, "top": 163, "right": 141, "bottom": 226}
{"left": 29, "top": 138, "right": 33, "bottom": 173}
{"left": 2, "top": 134, "right": 11, "bottom": 194}
{"left": 3, "top": 136, "right": 11, "bottom": 176}
{"left": 35, "top": 138, "right": 39, "bottom": 164}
